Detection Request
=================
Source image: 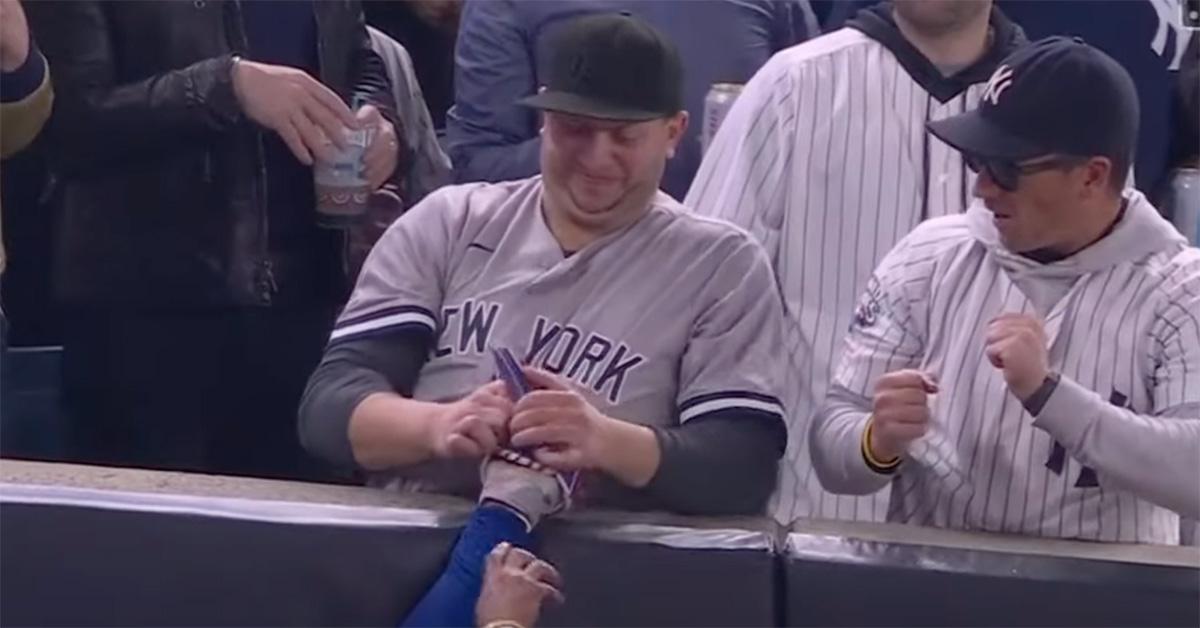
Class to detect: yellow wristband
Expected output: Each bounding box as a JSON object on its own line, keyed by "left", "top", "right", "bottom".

{"left": 862, "top": 416, "right": 901, "bottom": 472}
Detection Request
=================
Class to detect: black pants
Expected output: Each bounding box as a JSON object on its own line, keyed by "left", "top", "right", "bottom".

{"left": 62, "top": 306, "right": 343, "bottom": 483}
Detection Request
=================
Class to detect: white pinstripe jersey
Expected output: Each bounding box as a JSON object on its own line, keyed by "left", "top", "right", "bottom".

{"left": 686, "top": 26, "right": 1009, "bottom": 523}
{"left": 812, "top": 194, "right": 1200, "bottom": 544}
{"left": 332, "top": 176, "right": 786, "bottom": 497}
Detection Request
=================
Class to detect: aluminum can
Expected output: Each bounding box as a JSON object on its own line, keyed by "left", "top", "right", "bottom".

{"left": 701, "top": 83, "right": 744, "bottom": 155}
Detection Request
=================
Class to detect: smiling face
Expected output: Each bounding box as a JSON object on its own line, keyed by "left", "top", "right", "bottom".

{"left": 540, "top": 110, "right": 687, "bottom": 238}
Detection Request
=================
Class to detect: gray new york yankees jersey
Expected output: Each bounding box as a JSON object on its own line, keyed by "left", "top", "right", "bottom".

{"left": 333, "top": 175, "right": 786, "bottom": 497}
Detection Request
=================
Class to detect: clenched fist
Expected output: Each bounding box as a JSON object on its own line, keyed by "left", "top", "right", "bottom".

{"left": 985, "top": 313, "right": 1050, "bottom": 400}
{"left": 429, "top": 381, "right": 513, "bottom": 459}
{"left": 869, "top": 369, "right": 939, "bottom": 461}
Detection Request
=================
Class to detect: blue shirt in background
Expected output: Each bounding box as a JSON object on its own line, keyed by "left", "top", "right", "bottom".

{"left": 446, "top": 0, "right": 819, "bottom": 200}
{"left": 240, "top": 0, "right": 319, "bottom": 234}
{"left": 240, "top": 0, "right": 345, "bottom": 304}
{"left": 998, "top": 0, "right": 1194, "bottom": 197}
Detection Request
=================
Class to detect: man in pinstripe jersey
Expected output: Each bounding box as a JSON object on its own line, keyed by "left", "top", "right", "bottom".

{"left": 810, "top": 37, "right": 1200, "bottom": 544}
{"left": 686, "top": 0, "right": 1025, "bottom": 524}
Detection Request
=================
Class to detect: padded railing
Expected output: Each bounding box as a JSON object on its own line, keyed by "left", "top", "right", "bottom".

{"left": 1, "top": 461, "right": 1196, "bottom": 627}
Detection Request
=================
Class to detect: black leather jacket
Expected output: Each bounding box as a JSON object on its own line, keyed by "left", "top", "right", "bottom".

{"left": 29, "top": 0, "right": 395, "bottom": 307}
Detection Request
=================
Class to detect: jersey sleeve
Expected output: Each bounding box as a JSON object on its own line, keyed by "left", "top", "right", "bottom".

{"left": 829, "top": 255, "right": 929, "bottom": 397}
{"left": 1149, "top": 252, "right": 1200, "bottom": 414}
{"left": 675, "top": 236, "right": 786, "bottom": 425}
{"left": 684, "top": 53, "right": 800, "bottom": 261}
{"left": 1031, "top": 250, "right": 1200, "bottom": 518}
{"left": 809, "top": 235, "right": 929, "bottom": 494}
{"left": 329, "top": 188, "right": 464, "bottom": 345}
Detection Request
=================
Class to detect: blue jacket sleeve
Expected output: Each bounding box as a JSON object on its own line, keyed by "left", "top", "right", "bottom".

{"left": 444, "top": 0, "right": 542, "bottom": 183}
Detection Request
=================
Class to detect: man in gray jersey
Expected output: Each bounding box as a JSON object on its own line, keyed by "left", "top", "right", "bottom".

{"left": 811, "top": 37, "right": 1200, "bottom": 544}
{"left": 686, "top": 0, "right": 1025, "bottom": 524}
{"left": 299, "top": 13, "right": 787, "bottom": 517}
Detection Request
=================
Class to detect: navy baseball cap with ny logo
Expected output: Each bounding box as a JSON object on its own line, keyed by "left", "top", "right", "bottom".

{"left": 927, "top": 36, "right": 1139, "bottom": 164}
{"left": 519, "top": 12, "right": 684, "bottom": 122}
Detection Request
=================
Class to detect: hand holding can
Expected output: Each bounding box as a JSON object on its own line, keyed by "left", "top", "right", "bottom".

{"left": 313, "top": 98, "right": 375, "bottom": 227}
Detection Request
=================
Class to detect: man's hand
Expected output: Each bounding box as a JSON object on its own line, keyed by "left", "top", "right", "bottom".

{"left": 356, "top": 104, "right": 399, "bottom": 190}
{"left": 428, "top": 381, "right": 513, "bottom": 459}
{"left": 509, "top": 368, "right": 619, "bottom": 471}
{"left": 476, "top": 542, "right": 564, "bottom": 628}
{"left": 231, "top": 59, "right": 358, "bottom": 166}
{"left": 0, "top": 0, "right": 31, "bottom": 73}
{"left": 985, "top": 313, "right": 1050, "bottom": 400}
{"left": 869, "top": 369, "right": 938, "bottom": 461}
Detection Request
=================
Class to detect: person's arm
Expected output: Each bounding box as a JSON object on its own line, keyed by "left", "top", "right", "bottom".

{"left": 1, "top": 0, "right": 51, "bottom": 157}
{"left": 344, "top": 7, "right": 403, "bottom": 191}
{"left": 297, "top": 188, "right": 458, "bottom": 470}
{"left": 348, "top": 11, "right": 394, "bottom": 118}
{"left": 643, "top": 413, "right": 786, "bottom": 515}
{"left": 298, "top": 329, "right": 437, "bottom": 469}
{"left": 812, "top": 385, "right": 898, "bottom": 495}
{"left": 684, "top": 52, "right": 801, "bottom": 263}
{"left": 24, "top": 1, "right": 243, "bottom": 170}
{"left": 474, "top": 542, "right": 561, "bottom": 628}
{"left": 1030, "top": 380, "right": 1200, "bottom": 519}
{"left": 0, "top": 44, "right": 51, "bottom": 159}
{"left": 510, "top": 397, "right": 784, "bottom": 520}
{"left": 402, "top": 509, "right": 545, "bottom": 628}
{"left": 1026, "top": 254, "right": 1200, "bottom": 519}
{"left": 301, "top": 325, "right": 517, "bottom": 471}
{"left": 809, "top": 239, "right": 929, "bottom": 495}
{"left": 444, "top": 0, "right": 541, "bottom": 183}
{"left": 366, "top": 26, "right": 451, "bottom": 203}
{"left": 646, "top": 237, "right": 790, "bottom": 515}
{"left": 510, "top": 366, "right": 785, "bottom": 517}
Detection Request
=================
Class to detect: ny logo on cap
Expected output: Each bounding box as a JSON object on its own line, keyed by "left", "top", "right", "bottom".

{"left": 569, "top": 52, "right": 594, "bottom": 83}
{"left": 982, "top": 65, "right": 1014, "bottom": 106}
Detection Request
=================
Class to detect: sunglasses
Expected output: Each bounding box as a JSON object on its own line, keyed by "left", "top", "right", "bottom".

{"left": 963, "top": 154, "right": 1088, "bottom": 191}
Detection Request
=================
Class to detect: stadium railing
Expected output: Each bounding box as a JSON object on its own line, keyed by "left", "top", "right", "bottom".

{"left": 1, "top": 460, "right": 1195, "bottom": 627}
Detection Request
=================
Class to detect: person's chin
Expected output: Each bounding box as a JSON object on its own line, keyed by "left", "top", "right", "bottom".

{"left": 568, "top": 187, "right": 622, "bottom": 216}
{"left": 571, "top": 202, "right": 621, "bottom": 226}
{"left": 1001, "top": 235, "right": 1039, "bottom": 254}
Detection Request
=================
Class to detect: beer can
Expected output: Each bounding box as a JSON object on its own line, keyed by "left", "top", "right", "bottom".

{"left": 702, "top": 83, "right": 744, "bottom": 155}
{"left": 1167, "top": 168, "right": 1199, "bottom": 246}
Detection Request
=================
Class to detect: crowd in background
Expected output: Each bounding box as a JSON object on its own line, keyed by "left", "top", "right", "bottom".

{"left": 0, "top": 0, "right": 1197, "bottom": 558}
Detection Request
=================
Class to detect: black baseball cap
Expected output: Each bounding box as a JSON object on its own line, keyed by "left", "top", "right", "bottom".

{"left": 927, "top": 36, "right": 1139, "bottom": 164}
{"left": 519, "top": 12, "right": 684, "bottom": 122}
